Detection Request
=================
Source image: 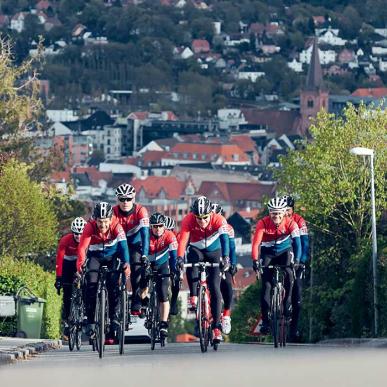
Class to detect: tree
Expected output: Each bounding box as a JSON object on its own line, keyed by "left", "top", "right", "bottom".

{"left": 0, "top": 159, "right": 58, "bottom": 257}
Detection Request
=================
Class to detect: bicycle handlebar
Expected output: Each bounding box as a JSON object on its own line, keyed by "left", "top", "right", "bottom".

{"left": 183, "top": 262, "right": 221, "bottom": 268}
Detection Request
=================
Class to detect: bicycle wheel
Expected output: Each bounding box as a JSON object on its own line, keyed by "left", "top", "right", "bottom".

{"left": 150, "top": 289, "right": 158, "bottom": 351}
{"left": 96, "top": 287, "right": 107, "bottom": 358}
{"left": 198, "top": 285, "right": 209, "bottom": 353}
{"left": 279, "top": 287, "right": 287, "bottom": 348}
{"left": 271, "top": 287, "right": 280, "bottom": 348}
{"left": 68, "top": 295, "right": 77, "bottom": 351}
{"left": 118, "top": 289, "right": 127, "bottom": 355}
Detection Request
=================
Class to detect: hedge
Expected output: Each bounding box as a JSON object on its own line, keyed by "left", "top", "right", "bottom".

{"left": 0, "top": 255, "right": 61, "bottom": 339}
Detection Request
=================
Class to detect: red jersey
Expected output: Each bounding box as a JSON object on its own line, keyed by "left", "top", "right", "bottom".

{"left": 251, "top": 216, "right": 300, "bottom": 261}
{"left": 149, "top": 230, "right": 178, "bottom": 265}
{"left": 177, "top": 212, "right": 229, "bottom": 257}
{"left": 56, "top": 233, "right": 78, "bottom": 276}
{"left": 291, "top": 213, "right": 308, "bottom": 236}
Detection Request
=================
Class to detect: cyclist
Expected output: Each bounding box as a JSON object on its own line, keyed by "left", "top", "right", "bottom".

{"left": 177, "top": 196, "right": 230, "bottom": 343}
{"left": 77, "top": 202, "right": 130, "bottom": 344}
{"left": 113, "top": 183, "right": 150, "bottom": 315}
{"left": 283, "top": 195, "right": 309, "bottom": 341}
{"left": 145, "top": 212, "right": 178, "bottom": 338}
{"left": 211, "top": 203, "right": 237, "bottom": 335}
{"left": 55, "top": 217, "right": 87, "bottom": 339}
{"left": 164, "top": 215, "right": 180, "bottom": 316}
{"left": 251, "top": 197, "right": 301, "bottom": 335}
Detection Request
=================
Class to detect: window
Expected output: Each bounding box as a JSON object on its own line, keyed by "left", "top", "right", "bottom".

{"left": 183, "top": 153, "right": 188, "bottom": 159}
{"left": 107, "top": 139, "right": 111, "bottom": 145}
{"left": 307, "top": 99, "right": 314, "bottom": 108}
{"left": 201, "top": 153, "right": 206, "bottom": 160}
{"left": 193, "top": 153, "right": 198, "bottom": 160}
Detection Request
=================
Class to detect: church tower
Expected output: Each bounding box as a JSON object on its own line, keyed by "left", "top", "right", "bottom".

{"left": 300, "top": 38, "right": 329, "bottom": 135}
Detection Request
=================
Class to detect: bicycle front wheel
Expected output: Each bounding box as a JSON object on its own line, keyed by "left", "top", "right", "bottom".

{"left": 150, "top": 289, "right": 158, "bottom": 351}
{"left": 271, "top": 287, "right": 280, "bottom": 348}
{"left": 96, "top": 287, "right": 107, "bottom": 358}
{"left": 119, "top": 290, "right": 127, "bottom": 355}
{"left": 279, "top": 287, "right": 287, "bottom": 348}
{"left": 198, "top": 285, "right": 209, "bottom": 353}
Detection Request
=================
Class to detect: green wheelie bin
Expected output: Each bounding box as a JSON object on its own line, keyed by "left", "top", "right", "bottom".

{"left": 15, "top": 287, "right": 46, "bottom": 338}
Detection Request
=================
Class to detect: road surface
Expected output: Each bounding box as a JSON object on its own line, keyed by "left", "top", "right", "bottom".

{"left": 1, "top": 342, "right": 386, "bottom": 387}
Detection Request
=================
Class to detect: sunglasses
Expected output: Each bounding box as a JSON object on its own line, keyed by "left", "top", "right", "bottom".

{"left": 119, "top": 197, "right": 133, "bottom": 202}
{"left": 151, "top": 224, "right": 164, "bottom": 228}
{"left": 270, "top": 212, "right": 284, "bottom": 216}
{"left": 195, "top": 215, "right": 210, "bottom": 220}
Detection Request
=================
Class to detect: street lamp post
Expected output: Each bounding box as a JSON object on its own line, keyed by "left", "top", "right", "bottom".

{"left": 349, "top": 147, "right": 378, "bottom": 336}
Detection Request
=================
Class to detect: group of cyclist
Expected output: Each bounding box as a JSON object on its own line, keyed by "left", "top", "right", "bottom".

{"left": 55, "top": 181, "right": 308, "bottom": 347}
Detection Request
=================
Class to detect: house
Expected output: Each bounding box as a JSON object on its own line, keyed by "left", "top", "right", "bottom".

{"left": 198, "top": 181, "right": 275, "bottom": 214}
{"left": 317, "top": 28, "right": 347, "bottom": 46}
{"left": 338, "top": 49, "right": 356, "bottom": 64}
{"left": 10, "top": 12, "right": 27, "bottom": 33}
{"left": 230, "top": 134, "right": 260, "bottom": 165}
{"left": 0, "top": 14, "right": 9, "bottom": 28}
{"left": 131, "top": 176, "right": 194, "bottom": 220}
{"left": 260, "top": 44, "right": 281, "bottom": 55}
{"left": 36, "top": 0, "right": 52, "bottom": 11}
{"left": 300, "top": 45, "right": 336, "bottom": 65}
{"left": 288, "top": 58, "right": 303, "bottom": 73}
{"left": 217, "top": 108, "right": 246, "bottom": 130}
{"left": 351, "top": 87, "right": 387, "bottom": 98}
{"left": 162, "top": 143, "right": 251, "bottom": 166}
{"left": 72, "top": 24, "right": 87, "bottom": 38}
{"left": 379, "top": 58, "right": 387, "bottom": 72}
{"left": 237, "top": 71, "right": 265, "bottom": 82}
{"left": 312, "top": 16, "right": 326, "bottom": 26}
{"left": 223, "top": 34, "right": 250, "bottom": 47}
{"left": 191, "top": 39, "right": 210, "bottom": 54}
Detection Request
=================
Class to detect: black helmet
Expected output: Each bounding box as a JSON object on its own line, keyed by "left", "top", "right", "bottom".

{"left": 211, "top": 203, "right": 225, "bottom": 216}
{"left": 149, "top": 212, "right": 165, "bottom": 225}
{"left": 191, "top": 196, "right": 212, "bottom": 217}
{"left": 164, "top": 216, "right": 176, "bottom": 230}
{"left": 282, "top": 195, "right": 295, "bottom": 209}
{"left": 93, "top": 202, "right": 113, "bottom": 219}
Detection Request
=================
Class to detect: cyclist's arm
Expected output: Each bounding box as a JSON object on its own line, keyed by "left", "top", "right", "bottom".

{"left": 216, "top": 216, "right": 230, "bottom": 257}
{"left": 229, "top": 236, "right": 237, "bottom": 265}
{"left": 300, "top": 234, "right": 309, "bottom": 263}
{"left": 55, "top": 237, "right": 66, "bottom": 277}
{"left": 168, "top": 233, "right": 178, "bottom": 270}
{"left": 251, "top": 220, "right": 264, "bottom": 261}
{"left": 116, "top": 226, "right": 130, "bottom": 264}
{"left": 219, "top": 232, "right": 230, "bottom": 257}
{"left": 139, "top": 207, "right": 150, "bottom": 256}
{"left": 77, "top": 225, "right": 92, "bottom": 272}
{"left": 177, "top": 217, "right": 190, "bottom": 257}
{"left": 289, "top": 222, "right": 301, "bottom": 262}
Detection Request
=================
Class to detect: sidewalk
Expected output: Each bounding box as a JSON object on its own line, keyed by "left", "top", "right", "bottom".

{"left": 0, "top": 337, "right": 62, "bottom": 365}
{"left": 318, "top": 338, "right": 387, "bottom": 348}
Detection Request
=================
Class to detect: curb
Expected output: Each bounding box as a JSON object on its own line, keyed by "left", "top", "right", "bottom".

{"left": 0, "top": 339, "right": 62, "bottom": 365}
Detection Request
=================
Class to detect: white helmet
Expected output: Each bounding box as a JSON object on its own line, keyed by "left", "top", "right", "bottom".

{"left": 164, "top": 216, "right": 176, "bottom": 230}
{"left": 71, "top": 217, "right": 86, "bottom": 234}
{"left": 115, "top": 183, "right": 136, "bottom": 198}
{"left": 267, "top": 197, "right": 287, "bottom": 212}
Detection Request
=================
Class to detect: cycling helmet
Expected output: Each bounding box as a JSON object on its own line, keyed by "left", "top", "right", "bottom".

{"left": 71, "top": 217, "right": 86, "bottom": 234}
{"left": 149, "top": 212, "right": 165, "bottom": 225}
{"left": 93, "top": 202, "right": 113, "bottom": 219}
{"left": 267, "top": 197, "right": 287, "bottom": 212}
{"left": 211, "top": 203, "right": 225, "bottom": 216}
{"left": 164, "top": 216, "right": 176, "bottom": 230}
{"left": 282, "top": 195, "right": 295, "bottom": 209}
{"left": 191, "top": 196, "right": 212, "bottom": 217}
{"left": 115, "top": 183, "right": 136, "bottom": 198}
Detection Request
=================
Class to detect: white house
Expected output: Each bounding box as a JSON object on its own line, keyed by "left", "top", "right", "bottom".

{"left": 46, "top": 109, "right": 79, "bottom": 122}
{"left": 317, "top": 29, "right": 347, "bottom": 46}
{"left": 217, "top": 108, "right": 246, "bottom": 130}
{"left": 237, "top": 71, "right": 265, "bottom": 82}
{"left": 288, "top": 58, "right": 303, "bottom": 73}
{"left": 180, "top": 47, "right": 194, "bottom": 59}
{"left": 375, "top": 28, "right": 387, "bottom": 38}
{"left": 300, "top": 45, "right": 336, "bottom": 65}
{"left": 372, "top": 47, "right": 387, "bottom": 56}
{"left": 379, "top": 58, "right": 387, "bottom": 72}
{"left": 10, "top": 12, "right": 26, "bottom": 33}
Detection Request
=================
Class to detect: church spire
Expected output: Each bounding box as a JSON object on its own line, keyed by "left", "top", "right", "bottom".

{"left": 305, "top": 38, "right": 324, "bottom": 91}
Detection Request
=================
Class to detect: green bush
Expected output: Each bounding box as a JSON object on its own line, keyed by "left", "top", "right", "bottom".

{"left": 0, "top": 255, "right": 61, "bottom": 339}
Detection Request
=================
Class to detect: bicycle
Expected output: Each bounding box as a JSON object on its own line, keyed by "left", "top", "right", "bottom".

{"left": 143, "top": 264, "right": 168, "bottom": 350}
{"left": 93, "top": 262, "right": 128, "bottom": 358}
{"left": 68, "top": 274, "right": 85, "bottom": 352}
{"left": 265, "top": 264, "right": 294, "bottom": 348}
{"left": 184, "top": 262, "right": 220, "bottom": 353}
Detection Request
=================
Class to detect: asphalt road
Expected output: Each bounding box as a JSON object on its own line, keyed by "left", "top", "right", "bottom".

{"left": 1, "top": 342, "right": 386, "bottom": 387}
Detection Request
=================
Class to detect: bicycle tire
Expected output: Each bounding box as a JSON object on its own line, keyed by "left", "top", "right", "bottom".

{"left": 68, "top": 325, "right": 76, "bottom": 351}
{"left": 97, "top": 287, "right": 107, "bottom": 358}
{"left": 271, "top": 287, "right": 280, "bottom": 348}
{"left": 119, "top": 290, "right": 127, "bottom": 355}
{"left": 68, "top": 295, "right": 77, "bottom": 351}
{"left": 150, "top": 288, "right": 158, "bottom": 351}
{"left": 198, "top": 285, "right": 209, "bottom": 353}
{"left": 280, "top": 287, "right": 287, "bottom": 348}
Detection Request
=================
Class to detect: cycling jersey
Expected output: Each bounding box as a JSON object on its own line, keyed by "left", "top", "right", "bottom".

{"left": 77, "top": 219, "right": 130, "bottom": 272}
{"left": 149, "top": 230, "right": 178, "bottom": 268}
{"left": 56, "top": 233, "right": 79, "bottom": 276}
{"left": 113, "top": 204, "right": 150, "bottom": 256}
{"left": 177, "top": 212, "right": 230, "bottom": 258}
{"left": 252, "top": 216, "right": 301, "bottom": 261}
{"left": 290, "top": 213, "right": 309, "bottom": 263}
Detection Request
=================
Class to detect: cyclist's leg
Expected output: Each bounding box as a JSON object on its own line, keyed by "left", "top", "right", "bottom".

{"left": 106, "top": 258, "right": 120, "bottom": 328}
{"left": 220, "top": 271, "right": 233, "bottom": 314}
{"left": 169, "top": 274, "right": 180, "bottom": 315}
{"left": 156, "top": 262, "right": 170, "bottom": 335}
{"left": 205, "top": 249, "right": 222, "bottom": 328}
{"left": 280, "top": 250, "right": 295, "bottom": 317}
{"left": 291, "top": 267, "right": 303, "bottom": 335}
{"left": 62, "top": 259, "right": 77, "bottom": 322}
{"left": 84, "top": 257, "right": 100, "bottom": 332}
{"left": 260, "top": 253, "right": 274, "bottom": 327}
{"left": 186, "top": 246, "right": 201, "bottom": 298}
{"left": 129, "top": 246, "right": 142, "bottom": 312}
